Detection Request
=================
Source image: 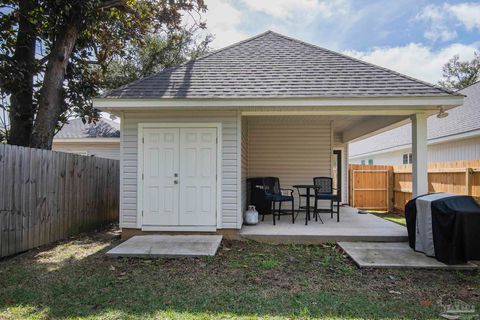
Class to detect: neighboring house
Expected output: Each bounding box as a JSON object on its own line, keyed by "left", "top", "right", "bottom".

{"left": 93, "top": 31, "right": 462, "bottom": 237}
{"left": 52, "top": 118, "right": 120, "bottom": 160}
{"left": 349, "top": 81, "right": 480, "bottom": 165}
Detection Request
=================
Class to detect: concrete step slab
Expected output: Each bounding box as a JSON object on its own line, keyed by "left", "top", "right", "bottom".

{"left": 106, "top": 235, "right": 223, "bottom": 258}
{"left": 338, "top": 241, "right": 478, "bottom": 270}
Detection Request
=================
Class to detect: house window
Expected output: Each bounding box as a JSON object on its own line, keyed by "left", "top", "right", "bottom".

{"left": 402, "top": 153, "right": 412, "bottom": 164}
{"left": 368, "top": 159, "right": 373, "bottom": 165}
{"left": 361, "top": 160, "right": 366, "bottom": 165}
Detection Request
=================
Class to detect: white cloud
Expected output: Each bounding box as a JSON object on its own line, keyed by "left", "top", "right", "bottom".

{"left": 448, "top": 3, "right": 480, "bottom": 30}
{"left": 239, "top": 0, "right": 350, "bottom": 20}
{"left": 201, "top": 0, "right": 249, "bottom": 48}
{"left": 240, "top": 0, "right": 318, "bottom": 19}
{"left": 344, "top": 42, "right": 479, "bottom": 84}
{"left": 416, "top": 2, "right": 480, "bottom": 42}
{"left": 201, "top": 0, "right": 354, "bottom": 48}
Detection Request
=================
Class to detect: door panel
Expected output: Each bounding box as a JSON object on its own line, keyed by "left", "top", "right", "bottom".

{"left": 179, "top": 128, "right": 217, "bottom": 226}
{"left": 142, "top": 128, "right": 180, "bottom": 225}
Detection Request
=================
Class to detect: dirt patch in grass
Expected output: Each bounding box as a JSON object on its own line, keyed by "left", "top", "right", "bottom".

{"left": 0, "top": 227, "right": 478, "bottom": 319}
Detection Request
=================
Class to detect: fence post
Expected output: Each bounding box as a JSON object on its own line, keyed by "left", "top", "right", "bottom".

{"left": 387, "top": 167, "right": 394, "bottom": 213}
{"left": 465, "top": 167, "right": 473, "bottom": 196}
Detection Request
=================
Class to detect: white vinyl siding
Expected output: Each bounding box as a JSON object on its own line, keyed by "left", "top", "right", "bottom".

{"left": 349, "top": 136, "right": 480, "bottom": 165}
{"left": 120, "top": 110, "right": 239, "bottom": 229}
{"left": 52, "top": 141, "right": 120, "bottom": 160}
{"left": 429, "top": 136, "right": 480, "bottom": 162}
{"left": 246, "top": 116, "right": 332, "bottom": 192}
{"left": 241, "top": 116, "right": 248, "bottom": 218}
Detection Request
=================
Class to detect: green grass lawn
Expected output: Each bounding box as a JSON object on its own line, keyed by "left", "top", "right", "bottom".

{"left": 0, "top": 227, "right": 478, "bottom": 320}
{"left": 369, "top": 211, "right": 407, "bottom": 226}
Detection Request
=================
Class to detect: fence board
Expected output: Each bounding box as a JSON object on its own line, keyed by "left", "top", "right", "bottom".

{"left": 0, "top": 144, "right": 119, "bottom": 257}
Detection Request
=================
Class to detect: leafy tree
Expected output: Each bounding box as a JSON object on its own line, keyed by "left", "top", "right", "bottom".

{"left": 102, "top": 28, "right": 212, "bottom": 90}
{"left": 0, "top": 0, "right": 207, "bottom": 149}
{"left": 438, "top": 50, "right": 480, "bottom": 91}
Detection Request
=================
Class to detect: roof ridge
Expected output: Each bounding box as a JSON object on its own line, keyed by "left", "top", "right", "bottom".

{"left": 267, "top": 31, "right": 460, "bottom": 96}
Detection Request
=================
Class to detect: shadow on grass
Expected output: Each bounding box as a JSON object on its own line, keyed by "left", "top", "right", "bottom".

{"left": 0, "top": 229, "right": 478, "bottom": 319}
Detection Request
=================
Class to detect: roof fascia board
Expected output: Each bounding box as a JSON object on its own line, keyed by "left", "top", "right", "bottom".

{"left": 241, "top": 109, "right": 434, "bottom": 116}
{"left": 93, "top": 96, "right": 463, "bottom": 110}
{"left": 428, "top": 129, "right": 480, "bottom": 145}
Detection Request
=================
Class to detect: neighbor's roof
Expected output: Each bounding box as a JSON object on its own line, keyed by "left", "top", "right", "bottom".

{"left": 54, "top": 118, "right": 120, "bottom": 139}
{"left": 102, "top": 31, "right": 457, "bottom": 99}
{"left": 349, "top": 81, "right": 480, "bottom": 157}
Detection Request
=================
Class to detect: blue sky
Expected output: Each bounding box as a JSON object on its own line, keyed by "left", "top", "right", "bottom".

{"left": 201, "top": 0, "right": 480, "bottom": 83}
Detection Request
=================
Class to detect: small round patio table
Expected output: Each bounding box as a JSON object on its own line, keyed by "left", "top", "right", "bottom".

{"left": 292, "top": 184, "right": 322, "bottom": 225}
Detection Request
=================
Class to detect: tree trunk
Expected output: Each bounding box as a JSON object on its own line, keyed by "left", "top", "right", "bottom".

{"left": 6, "top": 0, "right": 37, "bottom": 146}
{"left": 30, "top": 12, "right": 83, "bottom": 149}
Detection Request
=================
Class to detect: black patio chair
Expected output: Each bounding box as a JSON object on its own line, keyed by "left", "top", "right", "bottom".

{"left": 313, "top": 177, "right": 340, "bottom": 222}
{"left": 262, "top": 177, "right": 295, "bottom": 225}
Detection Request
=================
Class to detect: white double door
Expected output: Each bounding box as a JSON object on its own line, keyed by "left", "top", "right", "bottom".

{"left": 142, "top": 127, "right": 217, "bottom": 227}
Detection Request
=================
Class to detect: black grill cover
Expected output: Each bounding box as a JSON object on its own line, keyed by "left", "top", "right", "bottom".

{"left": 246, "top": 177, "right": 272, "bottom": 216}
{"left": 406, "top": 194, "right": 480, "bottom": 264}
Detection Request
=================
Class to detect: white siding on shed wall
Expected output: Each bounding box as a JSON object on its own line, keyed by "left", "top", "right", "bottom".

{"left": 349, "top": 136, "right": 480, "bottom": 165}
{"left": 241, "top": 117, "right": 248, "bottom": 218}
{"left": 120, "top": 110, "right": 239, "bottom": 229}
{"left": 247, "top": 116, "right": 332, "bottom": 192}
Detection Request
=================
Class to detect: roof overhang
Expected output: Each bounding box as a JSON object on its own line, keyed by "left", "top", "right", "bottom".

{"left": 93, "top": 95, "right": 464, "bottom": 116}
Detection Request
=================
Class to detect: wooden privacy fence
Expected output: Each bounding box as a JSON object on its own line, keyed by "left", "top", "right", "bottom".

{"left": 0, "top": 144, "right": 119, "bottom": 257}
{"left": 349, "top": 160, "right": 480, "bottom": 213}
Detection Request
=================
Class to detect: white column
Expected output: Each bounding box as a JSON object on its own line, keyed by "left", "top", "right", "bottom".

{"left": 411, "top": 113, "right": 428, "bottom": 197}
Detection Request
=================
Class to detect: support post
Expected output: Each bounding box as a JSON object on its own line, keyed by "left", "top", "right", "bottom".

{"left": 411, "top": 113, "right": 428, "bottom": 197}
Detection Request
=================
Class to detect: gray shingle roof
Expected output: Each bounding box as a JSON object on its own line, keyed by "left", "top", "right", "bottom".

{"left": 55, "top": 118, "right": 120, "bottom": 139}
{"left": 103, "top": 31, "right": 456, "bottom": 99}
{"left": 349, "top": 81, "right": 480, "bottom": 157}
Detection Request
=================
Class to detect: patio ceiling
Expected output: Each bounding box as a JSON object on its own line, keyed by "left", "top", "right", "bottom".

{"left": 334, "top": 115, "right": 411, "bottom": 143}
{"left": 243, "top": 113, "right": 410, "bottom": 144}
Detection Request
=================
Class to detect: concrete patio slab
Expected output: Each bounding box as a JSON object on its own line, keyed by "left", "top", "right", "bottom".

{"left": 338, "top": 241, "right": 479, "bottom": 270}
{"left": 241, "top": 207, "right": 408, "bottom": 244}
{"left": 106, "top": 235, "right": 223, "bottom": 258}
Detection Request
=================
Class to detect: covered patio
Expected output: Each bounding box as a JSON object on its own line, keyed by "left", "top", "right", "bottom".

{"left": 238, "top": 109, "right": 449, "bottom": 243}
{"left": 240, "top": 207, "right": 407, "bottom": 244}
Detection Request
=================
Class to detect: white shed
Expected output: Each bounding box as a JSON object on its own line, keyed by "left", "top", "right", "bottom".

{"left": 93, "top": 31, "right": 462, "bottom": 238}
